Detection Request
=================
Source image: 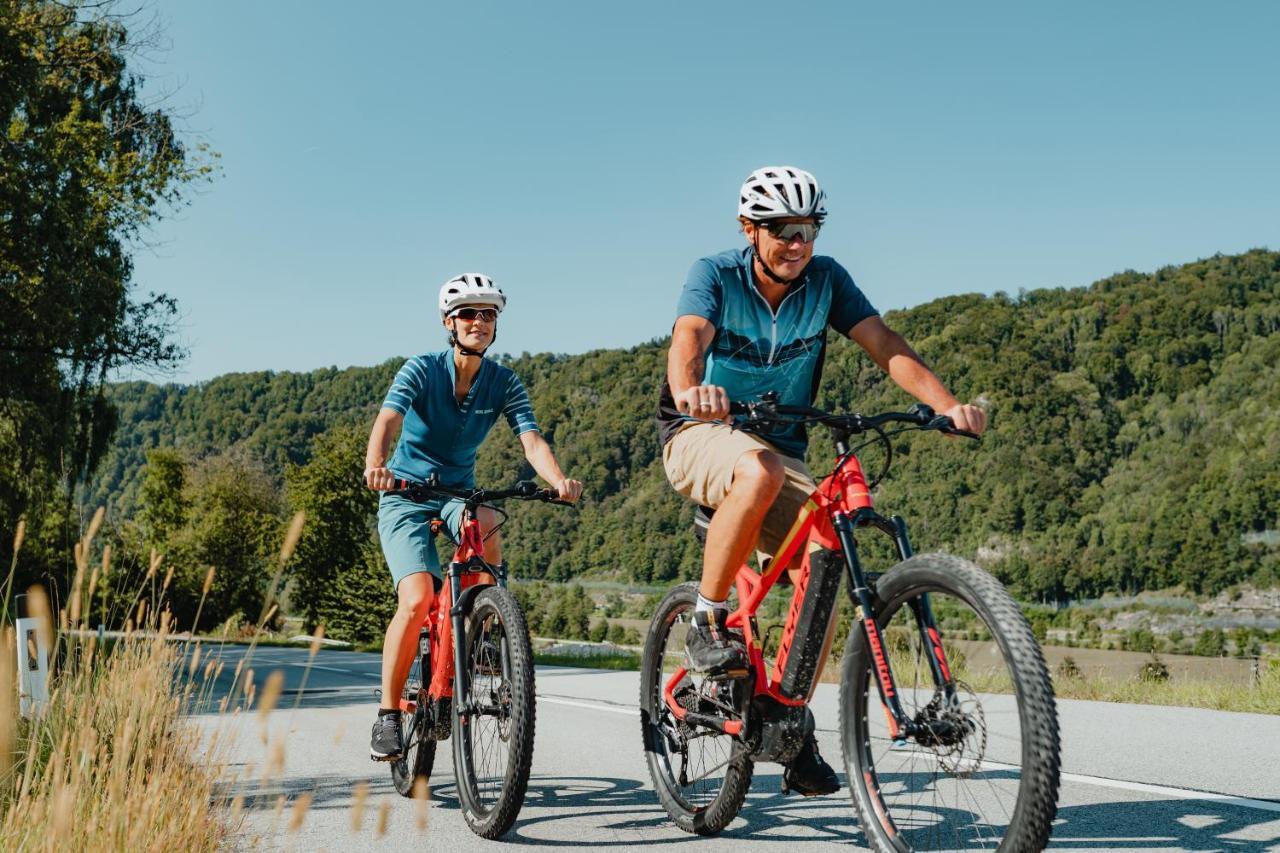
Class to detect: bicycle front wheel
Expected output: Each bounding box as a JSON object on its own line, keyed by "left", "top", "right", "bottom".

{"left": 451, "top": 585, "right": 536, "bottom": 839}
{"left": 839, "top": 553, "right": 1060, "bottom": 853}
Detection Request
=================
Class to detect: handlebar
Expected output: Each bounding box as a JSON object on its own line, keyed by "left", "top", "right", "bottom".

{"left": 379, "top": 476, "right": 573, "bottom": 506}
{"left": 728, "top": 393, "right": 980, "bottom": 441}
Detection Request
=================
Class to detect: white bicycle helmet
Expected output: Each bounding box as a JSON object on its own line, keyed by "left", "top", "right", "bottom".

{"left": 738, "top": 166, "right": 826, "bottom": 221}
{"left": 438, "top": 273, "right": 507, "bottom": 321}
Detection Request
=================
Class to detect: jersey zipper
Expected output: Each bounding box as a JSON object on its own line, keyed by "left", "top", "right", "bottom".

{"left": 748, "top": 277, "right": 803, "bottom": 366}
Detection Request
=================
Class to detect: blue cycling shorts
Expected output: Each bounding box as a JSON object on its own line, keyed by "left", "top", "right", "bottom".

{"left": 377, "top": 493, "right": 467, "bottom": 589}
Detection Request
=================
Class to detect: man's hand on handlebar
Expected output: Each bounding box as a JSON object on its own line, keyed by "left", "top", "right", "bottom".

{"left": 941, "top": 403, "right": 987, "bottom": 437}
{"left": 675, "top": 384, "right": 731, "bottom": 421}
{"left": 555, "top": 478, "right": 584, "bottom": 503}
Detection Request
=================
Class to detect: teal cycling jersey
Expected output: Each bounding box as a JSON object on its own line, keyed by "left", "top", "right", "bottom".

{"left": 657, "top": 248, "right": 878, "bottom": 458}
{"left": 382, "top": 351, "right": 538, "bottom": 487}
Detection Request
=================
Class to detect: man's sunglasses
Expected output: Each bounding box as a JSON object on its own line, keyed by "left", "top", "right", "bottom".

{"left": 760, "top": 221, "right": 821, "bottom": 243}
{"left": 450, "top": 307, "right": 498, "bottom": 322}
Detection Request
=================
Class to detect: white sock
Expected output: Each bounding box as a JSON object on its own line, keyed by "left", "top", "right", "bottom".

{"left": 695, "top": 593, "right": 727, "bottom": 615}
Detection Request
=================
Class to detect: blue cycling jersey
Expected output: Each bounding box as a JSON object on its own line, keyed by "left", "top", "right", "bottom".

{"left": 657, "top": 247, "right": 878, "bottom": 458}
{"left": 382, "top": 351, "right": 538, "bottom": 487}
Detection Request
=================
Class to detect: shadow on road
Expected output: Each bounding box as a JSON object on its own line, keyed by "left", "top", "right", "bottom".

{"left": 217, "top": 769, "right": 1280, "bottom": 850}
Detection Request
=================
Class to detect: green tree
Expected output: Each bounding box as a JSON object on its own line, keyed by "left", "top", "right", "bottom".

{"left": 171, "top": 451, "right": 282, "bottom": 630}
{"left": 0, "top": 0, "right": 215, "bottom": 597}
{"left": 136, "top": 449, "right": 188, "bottom": 548}
{"left": 285, "top": 425, "right": 379, "bottom": 633}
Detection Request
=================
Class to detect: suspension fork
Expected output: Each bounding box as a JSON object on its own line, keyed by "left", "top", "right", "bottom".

{"left": 891, "top": 515, "right": 957, "bottom": 699}
{"left": 833, "top": 510, "right": 914, "bottom": 739}
{"left": 836, "top": 511, "right": 957, "bottom": 740}
{"left": 448, "top": 562, "right": 471, "bottom": 716}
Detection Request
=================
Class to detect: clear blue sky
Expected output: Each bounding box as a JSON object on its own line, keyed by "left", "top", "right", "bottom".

{"left": 128, "top": 1, "right": 1280, "bottom": 383}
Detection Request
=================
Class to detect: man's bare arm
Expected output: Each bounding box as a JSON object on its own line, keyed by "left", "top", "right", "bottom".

{"left": 667, "top": 315, "right": 729, "bottom": 419}
{"left": 848, "top": 316, "right": 987, "bottom": 434}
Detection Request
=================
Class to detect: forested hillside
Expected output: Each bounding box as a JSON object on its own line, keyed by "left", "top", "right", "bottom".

{"left": 91, "top": 250, "right": 1280, "bottom": 604}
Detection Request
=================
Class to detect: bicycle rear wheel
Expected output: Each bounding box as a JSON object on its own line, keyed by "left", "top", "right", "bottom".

{"left": 839, "top": 553, "right": 1060, "bottom": 853}
{"left": 639, "top": 582, "right": 753, "bottom": 836}
{"left": 392, "top": 651, "right": 436, "bottom": 797}
{"left": 451, "top": 585, "right": 536, "bottom": 839}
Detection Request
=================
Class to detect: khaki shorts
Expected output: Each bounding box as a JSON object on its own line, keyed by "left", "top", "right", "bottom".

{"left": 662, "top": 422, "right": 818, "bottom": 563}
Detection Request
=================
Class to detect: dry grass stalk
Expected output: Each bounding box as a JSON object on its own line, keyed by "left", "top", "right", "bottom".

{"left": 258, "top": 670, "right": 285, "bottom": 720}
{"left": 376, "top": 800, "right": 391, "bottom": 838}
{"left": 349, "top": 781, "right": 368, "bottom": 831}
{"left": 68, "top": 558, "right": 85, "bottom": 628}
{"left": 287, "top": 792, "right": 312, "bottom": 832}
{"left": 26, "top": 584, "right": 52, "bottom": 650}
{"left": 83, "top": 506, "right": 105, "bottom": 550}
{"left": 0, "top": 628, "right": 14, "bottom": 781}
{"left": 261, "top": 736, "right": 285, "bottom": 782}
{"left": 280, "top": 511, "right": 305, "bottom": 566}
{"left": 413, "top": 777, "right": 430, "bottom": 831}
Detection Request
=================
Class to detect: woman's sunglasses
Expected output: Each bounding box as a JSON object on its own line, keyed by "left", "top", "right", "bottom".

{"left": 450, "top": 307, "right": 498, "bottom": 322}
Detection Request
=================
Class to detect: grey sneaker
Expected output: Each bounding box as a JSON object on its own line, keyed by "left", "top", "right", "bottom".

{"left": 370, "top": 712, "right": 402, "bottom": 761}
{"left": 684, "top": 609, "right": 748, "bottom": 678}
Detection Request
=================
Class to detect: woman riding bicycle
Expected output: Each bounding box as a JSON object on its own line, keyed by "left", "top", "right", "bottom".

{"left": 364, "top": 273, "right": 582, "bottom": 761}
{"left": 657, "top": 165, "right": 988, "bottom": 795}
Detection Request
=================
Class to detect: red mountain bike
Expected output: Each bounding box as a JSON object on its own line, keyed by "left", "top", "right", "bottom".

{"left": 386, "top": 477, "right": 571, "bottom": 840}
{"left": 640, "top": 395, "right": 1061, "bottom": 851}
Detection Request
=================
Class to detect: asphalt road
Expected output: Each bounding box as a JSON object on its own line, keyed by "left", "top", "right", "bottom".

{"left": 191, "top": 644, "right": 1280, "bottom": 852}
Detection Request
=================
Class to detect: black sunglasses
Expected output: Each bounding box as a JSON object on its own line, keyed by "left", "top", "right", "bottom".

{"left": 450, "top": 307, "right": 498, "bottom": 322}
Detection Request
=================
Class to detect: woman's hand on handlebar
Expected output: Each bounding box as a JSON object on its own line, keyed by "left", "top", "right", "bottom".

{"left": 364, "top": 465, "right": 396, "bottom": 490}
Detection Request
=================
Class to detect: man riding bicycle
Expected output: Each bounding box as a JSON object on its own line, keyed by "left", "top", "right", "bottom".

{"left": 364, "top": 273, "right": 583, "bottom": 761}
{"left": 657, "top": 166, "right": 987, "bottom": 796}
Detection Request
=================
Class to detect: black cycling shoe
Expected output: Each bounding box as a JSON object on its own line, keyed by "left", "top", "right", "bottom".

{"left": 782, "top": 732, "right": 840, "bottom": 796}
{"left": 370, "top": 712, "right": 403, "bottom": 761}
{"left": 684, "top": 609, "right": 748, "bottom": 678}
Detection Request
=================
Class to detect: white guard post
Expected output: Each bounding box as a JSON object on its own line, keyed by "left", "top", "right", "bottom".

{"left": 15, "top": 593, "right": 50, "bottom": 717}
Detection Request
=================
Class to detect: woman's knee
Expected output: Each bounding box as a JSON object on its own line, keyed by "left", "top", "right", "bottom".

{"left": 396, "top": 574, "right": 436, "bottom": 619}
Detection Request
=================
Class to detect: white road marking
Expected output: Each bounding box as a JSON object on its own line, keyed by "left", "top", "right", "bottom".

{"left": 538, "top": 695, "right": 639, "bottom": 717}
{"left": 288, "top": 663, "right": 368, "bottom": 675}
{"left": 537, "top": 694, "right": 1280, "bottom": 813}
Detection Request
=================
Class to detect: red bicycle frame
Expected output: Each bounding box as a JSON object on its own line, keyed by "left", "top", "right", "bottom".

{"left": 398, "top": 506, "right": 495, "bottom": 714}
{"left": 662, "top": 445, "right": 958, "bottom": 741}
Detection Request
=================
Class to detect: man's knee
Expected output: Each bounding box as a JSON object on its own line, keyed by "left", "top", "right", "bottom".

{"left": 731, "top": 450, "right": 786, "bottom": 498}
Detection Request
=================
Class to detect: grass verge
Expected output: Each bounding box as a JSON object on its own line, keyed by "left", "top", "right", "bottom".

{"left": 0, "top": 617, "right": 232, "bottom": 850}
{"left": 534, "top": 650, "right": 641, "bottom": 670}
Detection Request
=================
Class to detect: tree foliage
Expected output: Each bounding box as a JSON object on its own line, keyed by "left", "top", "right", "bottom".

{"left": 0, "top": 0, "right": 214, "bottom": 602}
{"left": 89, "top": 250, "right": 1280, "bottom": 608}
